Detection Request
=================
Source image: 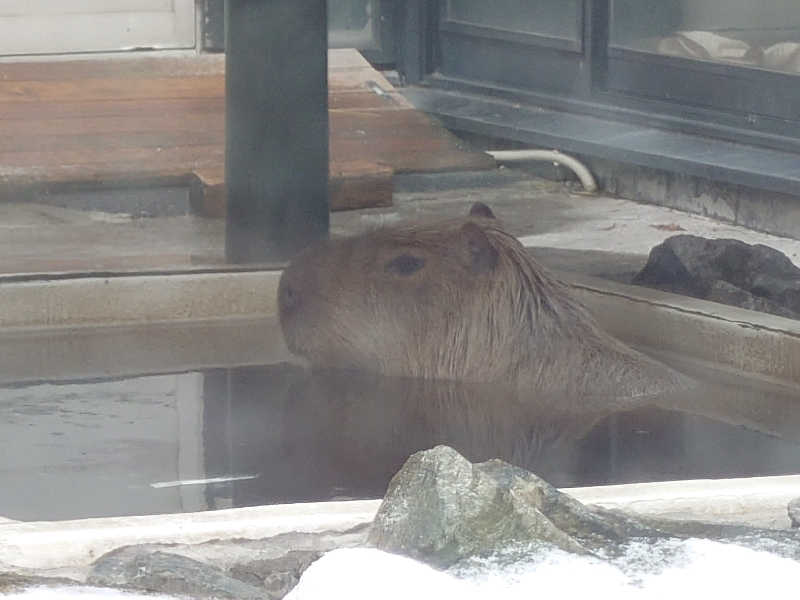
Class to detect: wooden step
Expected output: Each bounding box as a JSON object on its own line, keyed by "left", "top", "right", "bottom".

{"left": 0, "top": 49, "right": 494, "bottom": 213}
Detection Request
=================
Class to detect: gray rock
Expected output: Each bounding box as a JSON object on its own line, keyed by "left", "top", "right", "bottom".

{"left": 789, "top": 498, "right": 800, "bottom": 528}
{"left": 367, "top": 445, "right": 652, "bottom": 567}
{"left": 229, "top": 550, "right": 322, "bottom": 599}
{"left": 0, "top": 573, "right": 80, "bottom": 594}
{"left": 110, "top": 528, "right": 368, "bottom": 575}
{"left": 634, "top": 235, "right": 800, "bottom": 319}
{"left": 82, "top": 528, "right": 368, "bottom": 600}
{"left": 368, "top": 446, "right": 800, "bottom": 568}
{"left": 88, "top": 547, "right": 267, "bottom": 599}
{"left": 706, "top": 280, "right": 798, "bottom": 319}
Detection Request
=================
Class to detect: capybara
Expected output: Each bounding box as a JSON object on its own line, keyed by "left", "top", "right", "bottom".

{"left": 212, "top": 365, "right": 637, "bottom": 500}
{"left": 278, "top": 203, "right": 689, "bottom": 398}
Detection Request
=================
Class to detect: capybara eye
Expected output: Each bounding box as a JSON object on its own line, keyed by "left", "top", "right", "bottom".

{"left": 385, "top": 254, "right": 425, "bottom": 276}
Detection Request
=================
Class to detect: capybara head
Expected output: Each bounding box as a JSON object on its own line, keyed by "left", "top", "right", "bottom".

{"left": 278, "top": 203, "right": 688, "bottom": 396}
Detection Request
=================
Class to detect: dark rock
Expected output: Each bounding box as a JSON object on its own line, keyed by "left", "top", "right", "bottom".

{"left": 83, "top": 528, "right": 367, "bottom": 600}
{"left": 789, "top": 498, "right": 800, "bottom": 528}
{"left": 88, "top": 547, "right": 267, "bottom": 599}
{"left": 368, "top": 445, "right": 800, "bottom": 568}
{"left": 175, "top": 529, "right": 365, "bottom": 593}
{"left": 706, "top": 280, "right": 798, "bottom": 319}
{"left": 634, "top": 235, "right": 800, "bottom": 319}
{"left": 228, "top": 550, "right": 322, "bottom": 599}
{"left": 0, "top": 573, "right": 80, "bottom": 594}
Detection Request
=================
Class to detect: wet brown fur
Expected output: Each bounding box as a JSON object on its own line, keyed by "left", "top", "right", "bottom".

{"left": 278, "top": 204, "right": 689, "bottom": 398}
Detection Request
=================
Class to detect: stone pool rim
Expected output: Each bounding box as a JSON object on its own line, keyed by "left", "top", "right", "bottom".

{"left": 2, "top": 264, "right": 799, "bottom": 385}
{"left": 2, "top": 474, "right": 799, "bottom": 572}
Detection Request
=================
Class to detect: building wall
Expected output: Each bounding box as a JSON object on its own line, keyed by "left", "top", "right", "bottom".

{"left": 0, "top": 0, "right": 197, "bottom": 56}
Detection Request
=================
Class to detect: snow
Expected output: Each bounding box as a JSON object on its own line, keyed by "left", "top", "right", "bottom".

{"left": 3, "top": 588, "right": 178, "bottom": 600}
{"left": 6, "top": 538, "right": 798, "bottom": 599}
{"left": 286, "top": 539, "right": 800, "bottom": 600}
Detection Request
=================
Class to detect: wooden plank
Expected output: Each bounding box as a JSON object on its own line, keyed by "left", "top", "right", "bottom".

{"left": 329, "top": 90, "right": 409, "bottom": 111}
{"left": 0, "top": 49, "right": 494, "bottom": 216}
{"left": 0, "top": 89, "right": 407, "bottom": 118}
{"left": 330, "top": 161, "right": 394, "bottom": 211}
{"left": 193, "top": 160, "right": 394, "bottom": 215}
{"left": 0, "top": 98, "right": 223, "bottom": 121}
{"left": 0, "top": 145, "right": 223, "bottom": 184}
{"left": 0, "top": 130, "right": 222, "bottom": 154}
{"left": 0, "top": 77, "right": 224, "bottom": 103}
{"left": 0, "top": 113, "right": 222, "bottom": 137}
{"left": 190, "top": 167, "right": 226, "bottom": 218}
{"left": 330, "top": 109, "right": 495, "bottom": 173}
{"left": 0, "top": 90, "right": 400, "bottom": 119}
{"left": 0, "top": 49, "right": 373, "bottom": 83}
{"left": 328, "top": 48, "right": 373, "bottom": 69}
{"left": 328, "top": 73, "right": 411, "bottom": 109}
{"left": 0, "top": 146, "right": 222, "bottom": 171}
{"left": 0, "top": 55, "right": 225, "bottom": 81}
{"left": 0, "top": 50, "right": 357, "bottom": 82}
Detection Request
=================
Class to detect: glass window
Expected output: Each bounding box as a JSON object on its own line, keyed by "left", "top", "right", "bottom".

{"left": 611, "top": 0, "right": 800, "bottom": 75}
{"left": 446, "top": 0, "right": 582, "bottom": 42}
{"left": 328, "top": 0, "right": 379, "bottom": 50}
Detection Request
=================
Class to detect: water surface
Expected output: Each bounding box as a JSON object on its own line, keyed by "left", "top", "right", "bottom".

{"left": 1, "top": 344, "right": 799, "bottom": 520}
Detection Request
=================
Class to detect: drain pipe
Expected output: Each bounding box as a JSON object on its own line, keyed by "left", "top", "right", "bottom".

{"left": 487, "top": 149, "right": 598, "bottom": 193}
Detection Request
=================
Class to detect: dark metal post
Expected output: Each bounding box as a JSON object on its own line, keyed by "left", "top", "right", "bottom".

{"left": 202, "top": 0, "right": 225, "bottom": 51}
{"left": 225, "top": 0, "right": 329, "bottom": 263}
{"left": 395, "top": 0, "right": 427, "bottom": 85}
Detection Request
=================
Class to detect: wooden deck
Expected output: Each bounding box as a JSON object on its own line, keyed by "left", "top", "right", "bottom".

{"left": 0, "top": 49, "right": 494, "bottom": 213}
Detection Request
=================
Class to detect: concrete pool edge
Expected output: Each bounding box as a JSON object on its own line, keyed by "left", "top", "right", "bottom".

{"left": 567, "top": 273, "right": 800, "bottom": 386}
{"left": 2, "top": 267, "right": 799, "bottom": 385}
{"left": 0, "top": 271, "right": 278, "bottom": 330}
{"left": 0, "top": 500, "right": 380, "bottom": 572}
{"left": 2, "top": 475, "right": 798, "bottom": 572}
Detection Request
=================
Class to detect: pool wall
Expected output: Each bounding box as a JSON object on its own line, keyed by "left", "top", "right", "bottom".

{"left": 3, "top": 267, "right": 799, "bottom": 386}
{"left": 2, "top": 264, "right": 799, "bottom": 573}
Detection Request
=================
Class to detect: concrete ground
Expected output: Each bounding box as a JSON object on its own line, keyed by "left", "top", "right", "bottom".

{"left": 4, "top": 167, "right": 800, "bottom": 279}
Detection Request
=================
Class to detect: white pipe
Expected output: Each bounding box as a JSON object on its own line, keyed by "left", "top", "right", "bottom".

{"left": 488, "top": 149, "right": 598, "bottom": 193}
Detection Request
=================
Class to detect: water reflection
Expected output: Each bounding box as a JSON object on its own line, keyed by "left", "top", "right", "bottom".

{"left": 200, "top": 364, "right": 800, "bottom": 509}
{"left": 1, "top": 362, "right": 799, "bottom": 520}
{"left": 202, "top": 366, "right": 630, "bottom": 507}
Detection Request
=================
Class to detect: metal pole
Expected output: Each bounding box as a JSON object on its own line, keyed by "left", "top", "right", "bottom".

{"left": 225, "top": 0, "right": 329, "bottom": 263}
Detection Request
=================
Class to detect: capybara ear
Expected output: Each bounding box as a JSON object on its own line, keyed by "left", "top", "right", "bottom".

{"left": 460, "top": 222, "right": 499, "bottom": 274}
{"left": 469, "top": 202, "right": 496, "bottom": 219}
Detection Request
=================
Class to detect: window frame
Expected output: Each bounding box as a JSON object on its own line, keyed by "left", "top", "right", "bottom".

{"left": 406, "top": 0, "right": 800, "bottom": 151}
